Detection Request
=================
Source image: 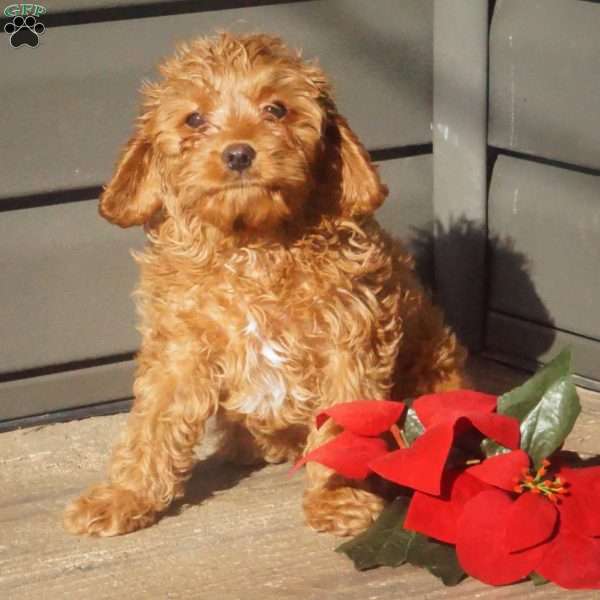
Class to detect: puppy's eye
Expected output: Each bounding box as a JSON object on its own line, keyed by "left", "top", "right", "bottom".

{"left": 185, "top": 112, "right": 206, "bottom": 129}
{"left": 263, "top": 102, "right": 288, "bottom": 120}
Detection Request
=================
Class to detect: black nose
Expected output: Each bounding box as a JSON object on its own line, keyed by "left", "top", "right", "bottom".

{"left": 222, "top": 143, "right": 256, "bottom": 172}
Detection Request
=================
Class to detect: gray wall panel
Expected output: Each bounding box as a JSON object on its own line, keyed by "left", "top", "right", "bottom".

{"left": 39, "top": 0, "right": 180, "bottom": 9}
{"left": 488, "top": 155, "right": 600, "bottom": 340}
{"left": 0, "top": 201, "right": 145, "bottom": 373}
{"left": 0, "top": 360, "right": 135, "bottom": 421}
{"left": 486, "top": 312, "right": 600, "bottom": 389}
{"left": 0, "top": 155, "right": 430, "bottom": 377}
{"left": 42, "top": 1, "right": 292, "bottom": 10}
{"left": 489, "top": 0, "right": 600, "bottom": 169}
{"left": 0, "top": 0, "right": 432, "bottom": 199}
{"left": 376, "top": 155, "right": 433, "bottom": 285}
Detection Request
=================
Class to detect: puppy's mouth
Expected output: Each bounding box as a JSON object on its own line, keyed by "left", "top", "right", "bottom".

{"left": 204, "top": 179, "right": 271, "bottom": 195}
{"left": 222, "top": 181, "right": 266, "bottom": 191}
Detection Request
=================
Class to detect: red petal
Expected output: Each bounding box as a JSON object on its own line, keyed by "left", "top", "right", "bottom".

{"left": 468, "top": 450, "right": 530, "bottom": 491}
{"left": 457, "top": 490, "right": 546, "bottom": 585}
{"left": 405, "top": 470, "right": 491, "bottom": 543}
{"left": 316, "top": 400, "right": 405, "bottom": 436}
{"left": 537, "top": 530, "right": 600, "bottom": 589}
{"left": 505, "top": 492, "right": 558, "bottom": 552}
{"left": 414, "top": 390, "right": 497, "bottom": 427}
{"left": 555, "top": 466, "right": 600, "bottom": 537}
{"left": 291, "top": 431, "right": 388, "bottom": 480}
{"left": 413, "top": 390, "right": 519, "bottom": 450}
{"left": 466, "top": 413, "right": 521, "bottom": 449}
{"left": 369, "top": 422, "right": 454, "bottom": 495}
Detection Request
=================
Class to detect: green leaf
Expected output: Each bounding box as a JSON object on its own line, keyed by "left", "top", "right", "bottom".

{"left": 481, "top": 349, "right": 579, "bottom": 462}
{"left": 529, "top": 572, "right": 549, "bottom": 587}
{"left": 403, "top": 407, "right": 425, "bottom": 445}
{"left": 497, "top": 349, "right": 571, "bottom": 419}
{"left": 336, "top": 497, "right": 466, "bottom": 586}
{"left": 520, "top": 376, "right": 581, "bottom": 467}
{"left": 406, "top": 536, "right": 466, "bottom": 586}
{"left": 336, "top": 497, "right": 411, "bottom": 570}
{"left": 375, "top": 523, "right": 418, "bottom": 568}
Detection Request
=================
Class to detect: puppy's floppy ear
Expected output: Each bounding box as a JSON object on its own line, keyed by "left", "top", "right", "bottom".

{"left": 322, "top": 111, "right": 388, "bottom": 218}
{"left": 99, "top": 131, "right": 162, "bottom": 227}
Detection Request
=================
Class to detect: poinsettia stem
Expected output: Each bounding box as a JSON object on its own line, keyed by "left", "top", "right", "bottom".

{"left": 390, "top": 424, "right": 408, "bottom": 449}
{"left": 465, "top": 459, "right": 482, "bottom": 465}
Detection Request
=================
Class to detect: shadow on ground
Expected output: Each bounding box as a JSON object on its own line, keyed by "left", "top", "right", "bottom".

{"left": 167, "top": 453, "right": 266, "bottom": 516}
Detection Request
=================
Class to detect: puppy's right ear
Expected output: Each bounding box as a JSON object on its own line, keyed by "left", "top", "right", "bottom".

{"left": 99, "top": 126, "right": 162, "bottom": 228}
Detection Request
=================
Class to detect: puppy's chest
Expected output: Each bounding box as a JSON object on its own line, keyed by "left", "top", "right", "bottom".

{"left": 167, "top": 248, "right": 364, "bottom": 418}
{"left": 230, "top": 313, "right": 291, "bottom": 417}
{"left": 216, "top": 256, "right": 330, "bottom": 418}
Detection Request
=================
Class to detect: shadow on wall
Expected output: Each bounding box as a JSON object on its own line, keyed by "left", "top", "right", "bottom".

{"left": 407, "top": 216, "right": 556, "bottom": 361}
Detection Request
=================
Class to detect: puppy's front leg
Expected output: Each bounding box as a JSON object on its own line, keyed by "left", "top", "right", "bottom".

{"left": 64, "top": 355, "right": 218, "bottom": 536}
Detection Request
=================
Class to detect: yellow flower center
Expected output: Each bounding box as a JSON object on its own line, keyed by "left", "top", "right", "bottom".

{"left": 513, "top": 460, "right": 569, "bottom": 503}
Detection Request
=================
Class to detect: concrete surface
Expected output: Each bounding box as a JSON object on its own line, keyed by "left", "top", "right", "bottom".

{"left": 1, "top": 359, "right": 598, "bottom": 599}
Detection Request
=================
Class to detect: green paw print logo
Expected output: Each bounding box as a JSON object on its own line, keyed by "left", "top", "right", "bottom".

{"left": 3, "top": 4, "right": 46, "bottom": 48}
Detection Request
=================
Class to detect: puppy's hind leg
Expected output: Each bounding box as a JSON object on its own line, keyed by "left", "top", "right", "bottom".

{"left": 213, "top": 414, "right": 265, "bottom": 467}
{"left": 302, "top": 419, "right": 385, "bottom": 537}
{"left": 64, "top": 351, "right": 219, "bottom": 536}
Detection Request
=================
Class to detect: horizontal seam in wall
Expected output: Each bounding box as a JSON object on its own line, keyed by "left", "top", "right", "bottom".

{"left": 487, "top": 309, "right": 600, "bottom": 345}
{"left": 0, "top": 398, "right": 133, "bottom": 433}
{"left": 490, "top": 146, "right": 600, "bottom": 177}
{"left": 0, "top": 0, "right": 312, "bottom": 29}
{"left": 0, "top": 146, "right": 431, "bottom": 212}
{"left": 0, "top": 186, "right": 102, "bottom": 213}
{"left": 0, "top": 352, "right": 136, "bottom": 384}
{"left": 370, "top": 144, "right": 432, "bottom": 162}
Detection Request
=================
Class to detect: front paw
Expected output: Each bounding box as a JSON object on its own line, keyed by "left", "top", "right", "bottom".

{"left": 303, "top": 486, "right": 384, "bottom": 537}
{"left": 64, "top": 484, "right": 156, "bottom": 537}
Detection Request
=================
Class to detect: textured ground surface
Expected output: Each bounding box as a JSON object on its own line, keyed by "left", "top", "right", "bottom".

{"left": 1, "top": 359, "right": 599, "bottom": 599}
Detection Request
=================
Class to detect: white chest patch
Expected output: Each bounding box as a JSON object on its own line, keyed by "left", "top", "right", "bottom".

{"left": 235, "top": 315, "right": 288, "bottom": 416}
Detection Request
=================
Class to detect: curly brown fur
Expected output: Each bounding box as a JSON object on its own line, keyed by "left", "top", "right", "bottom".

{"left": 64, "top": 32, "right": 467, "bottom": 538}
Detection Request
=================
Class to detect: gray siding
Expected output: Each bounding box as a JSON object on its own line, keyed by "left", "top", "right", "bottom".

{"left": 0, "top": 0, "right": 435, "bottom": 422}
{"left": 8, "top": 0, "right": 598, "bottom": 422}
{"left": 0, "top": 361, "right": 136, "bottom": 422}
{"left": 489, "top": 0, "right": 600, "bottom": 169}
{"left": 486, "top": 0, "right": 600, "bottom": 384}
{"left": 0, "top": 155, "right": 432, "bottom": 396}
{"left": 42, "top": 0, "right": 180, "bottom": 9}
{"left": 488, "top": 156, "right": 600, "bottom": 341}
{"left": 0, "top": 0, "right": 432, "bottom": 199}
{"left": 0, "top": 202, "right": 144, "bottom": 373}
{"left": 376, "top": 155, "right": 432, "bottom": 258}
{"left": 0, "top": 154, "right": 434, "bottom": 420}
{"left": 487, "top": 313, "right": 600, "bottom": 391}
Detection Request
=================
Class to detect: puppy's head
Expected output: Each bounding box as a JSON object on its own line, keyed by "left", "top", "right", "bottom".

{"left": 100, "top": 32, "right": 387, "bottom": 234}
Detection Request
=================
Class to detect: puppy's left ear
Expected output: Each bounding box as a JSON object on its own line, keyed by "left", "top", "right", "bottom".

{"left": 99, "top": 82, "right": 164, "bottom": 228}
{"left": 99, "top": 133, "right": 163, "bottom": 228}
{"left": 323, "top": 112, "right": 388, "bottom": 218}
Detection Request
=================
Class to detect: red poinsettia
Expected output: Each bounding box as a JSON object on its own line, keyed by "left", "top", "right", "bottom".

{"left": 291, "top": 400, "right": 406, "bottom": 479}
{"left": 295, "top": 391, "right": 521, "bottom": 493}
{"left": 369, "top": 391, "right": 521, "bottom": 495}
{"left": 406, "top": 449, "right": 600, "bottom": 589}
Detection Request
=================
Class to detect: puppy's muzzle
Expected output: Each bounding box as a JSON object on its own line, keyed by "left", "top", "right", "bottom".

{"left": 222, "top": 143, "right": 256, "bottom": 172}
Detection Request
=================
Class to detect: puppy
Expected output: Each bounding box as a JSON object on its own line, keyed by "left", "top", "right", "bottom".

{"left": 64, "top": 32, "right": 466, "bottom": 538}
